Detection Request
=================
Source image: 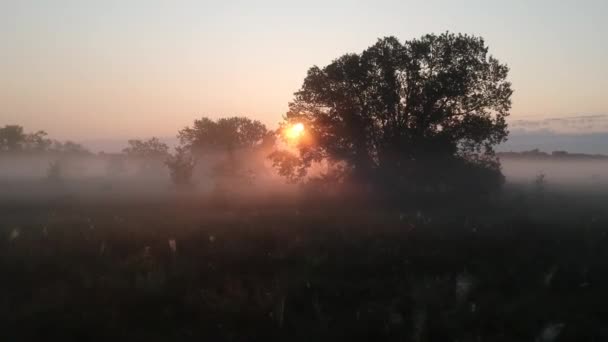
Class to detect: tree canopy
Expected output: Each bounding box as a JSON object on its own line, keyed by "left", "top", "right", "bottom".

{"left": 176, "top": 117, "right": 274, "bottom": 191}
{"left": 122, "top": 137, "right": 169, "bottom": 159}
{"left": 0, "top": 125, "right": 89, "bottom": 155}
{"left": 271, "top": 32, "right": 512, "bottom": 194}
{"left": 178, "top": 117, "right": 271, "bottom": 154}
{"left": 122, "top": 137, "right": 170, "bottom": 177}
{"left": 165, "top": 146, "right": 196, "bottom": 186}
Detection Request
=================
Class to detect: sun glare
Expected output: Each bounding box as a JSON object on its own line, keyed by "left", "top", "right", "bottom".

{"left": 285, "top": 122, "right": 305, "bottom": 141}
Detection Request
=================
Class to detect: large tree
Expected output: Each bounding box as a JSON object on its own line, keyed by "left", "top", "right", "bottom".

{"left": 271, "top": 33, "right": 512, "bottom": 194}
{"left": 177, "top": 117, "right": 274, "bottom": 189}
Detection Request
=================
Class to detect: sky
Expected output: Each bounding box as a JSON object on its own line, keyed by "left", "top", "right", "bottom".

{"left": 1, "top": 0, "right": 607, "bottom": 143}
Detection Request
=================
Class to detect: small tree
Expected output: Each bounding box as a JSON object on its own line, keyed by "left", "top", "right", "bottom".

{"left": 123, "top": 137, "right": 169, "bottom": 158}
{"left": 0, "top": 125, "right": 26, "bottom": 152}
{"left": 123, "top": 137, "right": 169, "bottom": 177}
{"left": 51, "top": 140, "right": 91, "bottom": 156}
{"left": 0, "top": 125, "right": 52, "bottom": 153}
{"left": 25, "top": 131, "right": 52, "bottom": 152}
{"left": 165, "top": 146, "right": 196, "bottom": 186}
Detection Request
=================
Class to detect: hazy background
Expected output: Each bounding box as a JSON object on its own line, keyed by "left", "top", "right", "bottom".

{"left": 2, "top": 0, "right": 607, "bottom": 148}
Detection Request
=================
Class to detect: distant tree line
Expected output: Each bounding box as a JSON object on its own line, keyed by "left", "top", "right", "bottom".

{"left": 498, "top": 149, "right": 608, "bottom": 160}
{"left": 0, "top": 125, "right": 90, "bottom": 155}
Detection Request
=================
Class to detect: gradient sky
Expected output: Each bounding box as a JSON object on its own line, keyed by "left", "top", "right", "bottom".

{"left": 1, "top": 0, "right": 607, "bottom": 141}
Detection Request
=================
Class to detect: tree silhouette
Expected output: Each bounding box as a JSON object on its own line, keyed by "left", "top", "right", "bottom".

{"left": 271, "top": 32, "right": 512, "bottom": 195}
{"left": 0, "top": 125, "right": 27, "bottom": 152}
{"left": 165, "top": 146, "right": 196, "bottom": 186}
{"left": 0, "top": 125, "right": 87, "bottom": 155}
{"left": 178, "top": 117, "right": 271, "bottom": 154}
{"left": 25, "top": 130, "right": 52, "bottom": 152}
{"left": 178, "top": 117, "right": 274, "bottom": 190}
{"left": 51, "top": 141, "right": 90, "bottom": 156}
{"left": 123, "top": 137, "right": 169, "bottom": 158}
{"left": 123, "top": 137, "right": 169, "bottom": 177}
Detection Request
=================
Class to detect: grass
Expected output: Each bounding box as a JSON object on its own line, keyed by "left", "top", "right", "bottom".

{"left": 1, "top": 186, "right": 608, "bottom": 341}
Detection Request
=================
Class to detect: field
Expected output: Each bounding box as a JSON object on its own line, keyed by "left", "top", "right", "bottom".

{"left": 1, "top": 183, "right": 608, "bottom": 341}
{"left": 4, "top": 1, "right": 607, "bottom": 340}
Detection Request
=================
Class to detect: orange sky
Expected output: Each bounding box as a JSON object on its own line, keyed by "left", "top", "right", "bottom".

{"left": 1, "top": 1, "right": 607, "bottom": 141}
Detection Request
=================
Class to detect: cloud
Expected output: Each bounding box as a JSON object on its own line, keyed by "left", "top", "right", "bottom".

{"left": 497, "top": 114, "right": 608, "bottom": 154}
{"left": 509, "top": 114, "right": 608, "bottom": 134}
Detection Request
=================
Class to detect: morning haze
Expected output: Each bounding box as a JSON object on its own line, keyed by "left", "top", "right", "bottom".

{"left": 4, "top": 2, "right": 608, "bottom": 341}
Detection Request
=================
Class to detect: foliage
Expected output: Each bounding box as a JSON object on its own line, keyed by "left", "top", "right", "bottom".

{"left": 25, "top": 130, "right": 53, "bottom": 152}
{"left": 0, "top": 125, "right": 90, "bottom": 155}
{"left": 50, "top": 140, "right": 91, "bottom": 156}
{"left": 178, "top": 117, "right": 271, "bottom": 154}
{"left": 178, "top": 117, "right": 274, "bottom": 189}
{"left": 0, "top": 125, "right": 27, "bottom": 152}
{"left": 122, "top": 137, "right": 170, "bottom": 177}
{"left": 165, "top": 146, "right": 196, "bottom": 186}
{"left": 271, "top": 32, "right": 512, "bottom": 195}
{"left": 269, "top": 150, "right": 308, "bottom": 184}
{"left": 122, "top": 137, "right": 169, "bottom": 159}
{"left": 0, "top": 125, "right": 53, "bottom": 153}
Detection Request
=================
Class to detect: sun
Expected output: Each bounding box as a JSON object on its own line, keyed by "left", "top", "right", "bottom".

{"left": 285, "top": 122, "right": 305, "bottom": 141}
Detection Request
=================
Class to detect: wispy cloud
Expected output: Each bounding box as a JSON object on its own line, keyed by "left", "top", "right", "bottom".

{"left": 509, "top": 114, "right": 608, "bottom": 134}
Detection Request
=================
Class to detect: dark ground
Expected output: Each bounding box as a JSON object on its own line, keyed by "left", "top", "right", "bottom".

{"left": 1, "top": 186, "right": 608, "bottom": 341}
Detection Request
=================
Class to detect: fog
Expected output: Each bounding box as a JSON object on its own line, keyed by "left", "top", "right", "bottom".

{"left": 501, "top": 158, "right": 608, "bottom": 185}
{"left": 2, "top": 151, "right": 608, "bottom": 203}
{"left": 0, "top": 151, "right": 297, "bottom": 202}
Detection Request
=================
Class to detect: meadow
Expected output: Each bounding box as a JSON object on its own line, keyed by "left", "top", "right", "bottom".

{"left": 1, "top": 178, "right": 608, "bottom": 341}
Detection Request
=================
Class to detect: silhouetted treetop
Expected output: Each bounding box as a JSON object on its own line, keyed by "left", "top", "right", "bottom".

{"left": 26, "top": 130, "right": 52, "bottom": 152}
{"left": 122, "top": 137, "right": 169, "bottom": 158}
{"left": 0, "top": 125, "right": 27, "bottom": 152}
{"left": 0, "top": 125, "right": 52, "bottom": 152}
{"left": 176, "top": 117, "right": 275, "bottom": 191}
{"left": 272, "top": 32, "right": 512, "bottom": 194}
{"left": 0, "top": 125, "right": 89, "bottom": 155}
{"left": 51, "top": 141, "right": 91, "bottom": 156}
{"left": 178, "top": 117, "right": 271, "bottom": 154}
